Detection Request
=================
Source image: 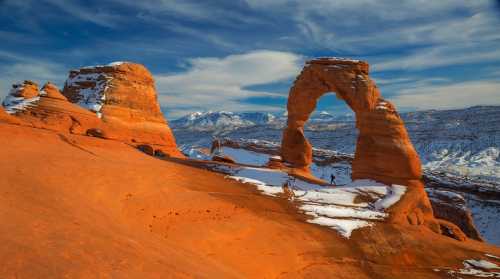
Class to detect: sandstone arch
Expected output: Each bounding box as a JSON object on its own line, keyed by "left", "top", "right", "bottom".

{"left": 281, "top": 58, "right": 421, "bottom": 186}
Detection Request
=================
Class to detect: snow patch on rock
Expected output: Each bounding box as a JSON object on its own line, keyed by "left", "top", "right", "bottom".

{"left": 2, "top": 95, "right": 40, "bottom": 114}
{"left": 2, "top": 84, "right": 40, "bottom": 114}
{"left": 447, "top": 259, "right": 500, "bottom": 277}
{"left": 64, "top": 72, "right": 113, "bottom": 118}
{"left": 224, "top": 166, "right": 406, "bottom": 239}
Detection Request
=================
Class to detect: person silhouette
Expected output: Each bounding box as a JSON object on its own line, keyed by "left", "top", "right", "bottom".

{"left": 330, "top": 174, "right": 336, "bottom": 186}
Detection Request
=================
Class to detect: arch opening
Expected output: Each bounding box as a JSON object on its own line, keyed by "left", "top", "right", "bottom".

{"left": 303, "top": 92, "right": 355, "bottom": 184}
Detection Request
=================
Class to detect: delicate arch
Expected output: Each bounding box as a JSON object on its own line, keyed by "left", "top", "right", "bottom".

{"left": 281, "top": 58, "right": 421, "bottom": 185}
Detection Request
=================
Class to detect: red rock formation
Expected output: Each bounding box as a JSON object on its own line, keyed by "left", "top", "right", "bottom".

{"left": 2, "top": 81, "right": 102, "bottom": 135}
{"left": 427, "top": 189, "right": 483, "bottom": 241}
{"left": 62, "top": 62, "right": 181, "bottom": 157}
{"left": 0, "top": 106, "right": 21, "bottom": 125}
{"left": 280, "top": 58, "right": 466, "bottom": 238}
{"left": 281, "top": 58, "right": 420, "bottom": 185}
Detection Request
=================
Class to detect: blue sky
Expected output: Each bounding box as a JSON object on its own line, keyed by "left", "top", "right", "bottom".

{"left": 1, "top": 0, "right": 500, "bottom": 118}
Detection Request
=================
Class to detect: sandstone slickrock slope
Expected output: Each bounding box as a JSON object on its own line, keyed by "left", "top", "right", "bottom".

{"left": 0, "top": 106, "right": 21, "bottom": 125}
{"left": 62, "top": 62, "right": 181, "bottom": 156}
{"left": 1, "top": 123, "right": 499, "bottom": 278}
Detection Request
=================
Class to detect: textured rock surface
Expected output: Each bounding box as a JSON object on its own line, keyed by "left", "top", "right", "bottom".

{"left": 2, "top": 123, "right": 499, "bottom": 278}
{"left": 2, "top": 81, "right": 41, "bottom": 114}
{"left": 2, "top": 82, "right": 102, "bottom": 134}
{"left": 0, "top": 106, "right": 21, "bottom": 124}
{"left": 281, "top": 58, "right": 421, "bottom": 185}
{"left": 62, "top": 62, "right": 181, "bottom": 157}
{"left": 280, "top": 58, "right": 450, "bottom": 235}
{"left": 9, "top": 80, "right": 39, "bottom": 99}
{"left": 427, "top": 189, "right": 483, "bottom": 241}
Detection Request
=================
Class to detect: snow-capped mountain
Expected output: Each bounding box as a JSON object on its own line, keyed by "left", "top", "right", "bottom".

{"left": 173, "top": 106, "right": 500, "bottom": 184}
{"left": 171, "top": 110, "right": 356, "bottom": 131}
{"left": 170, "top": 111, "right": 277, "bottom": 131}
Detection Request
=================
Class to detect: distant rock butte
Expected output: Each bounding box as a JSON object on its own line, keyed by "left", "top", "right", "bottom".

{"left": 62, "top": 62, "right": 181, "bottom": 157}
{"left": 281, "top": 57, "right": 465, "bottom": 239}
{"left": 1, "top": 62, "right": 181, "bottom": 157}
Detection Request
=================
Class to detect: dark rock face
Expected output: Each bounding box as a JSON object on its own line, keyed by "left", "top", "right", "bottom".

{"left": 212, "top": 155, "right": 236, "bottom": 164}
{"left": 137, "top": 144, "right": 155, "bottom": 156}
{"left": 427, "top": 189, "right": 483, "bottom": 241}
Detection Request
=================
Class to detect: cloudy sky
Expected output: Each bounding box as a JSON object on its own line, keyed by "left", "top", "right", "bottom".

{"left": 1, "top": 0, "right": 500, "bottom": 118}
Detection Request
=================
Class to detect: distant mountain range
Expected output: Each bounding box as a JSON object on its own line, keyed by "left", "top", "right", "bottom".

{"left": 170, "top": 110, "right": 354, "bottom": 131}
{"left": 173, "top": 106, "right": 500, "bottom": 184}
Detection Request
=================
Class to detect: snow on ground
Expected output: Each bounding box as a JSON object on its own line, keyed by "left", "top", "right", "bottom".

{"left": 466, "top": 196, "right": 500, "bottom": 245}
{"left": 179, "top": 145, "right": 210, "bottom": 160}
{"left": 423, "top": 147, "right": 500, "bottom": 183}
{"left": 222, "top": 147, "right": 270, "bottom": 166}
{"left": 447, "top": 259, "right": 500, "bottom": 278}
{"left": 180, "top": 143, "right": 500, "bottom": 245}
{"left": 224, "top": 165, "right": 406, "bottom": 238}
{"left": 220, "top": 146, "right": 353, "bottom": 185}
{"left": 182, "top": 145, "right": 407, "bottom": 238}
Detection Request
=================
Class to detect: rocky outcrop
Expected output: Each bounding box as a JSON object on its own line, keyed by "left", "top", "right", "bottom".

{"left": 2, "top": 81, "right": 102, "bottom": 134}
{"left": 2, "top": 64, "right": 182, "bottom": 158}
{"left": 427, "top": 189, "right": 483, "bottom": 240}
{"left": 280, "top": 58, "right": 464, "bottom": 237}
{"left": 2, "top": 81, "right": 41, "bottom": 114}
{"left": 62, "top": 62, "right": 181, "bottom": 157}
{"left": 0, "top": 106, "right": 21, "bottom": 125}
{"left": 281, "top": 58, "right": 420, "bottom": 185}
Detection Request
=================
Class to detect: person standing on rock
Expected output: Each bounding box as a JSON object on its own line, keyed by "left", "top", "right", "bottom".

{"left": 330, "top": 174, "right": 336, "bottom": 186}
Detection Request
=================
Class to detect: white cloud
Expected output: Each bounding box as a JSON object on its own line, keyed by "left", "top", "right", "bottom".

{"left": 2, "top": 0, "right": 122, "bottom": 28}
{"left": 391, "top": 80, "right": 500, "bottom": 110}
{"left": 155, "top": 50, "right": 303, "bottom": 117}
{"left": 113, "top": 0, "right": 263, "bottom": 26}
{"left": 246, "top": 0, "right": 500, "bottom": 71}
{"left": 372, "top": 43, "right": 500, "bottom": 72}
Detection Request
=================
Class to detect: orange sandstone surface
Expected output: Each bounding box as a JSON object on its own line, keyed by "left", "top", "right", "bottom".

{"left": 282, "top": 58, "right": 420, "bottom": 185}
{"left": 0, "top": 123, "right": 499, "bottom": 279}
{"left": 62, "top": 62, "right": 181, "bottom": 157}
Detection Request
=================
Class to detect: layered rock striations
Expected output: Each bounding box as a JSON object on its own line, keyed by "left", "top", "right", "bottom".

{"left": 62, "top": 62, "right": 181, "bottom": 156}
{"left": 2, "top": 81, "right": 101, "bottom": 134}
